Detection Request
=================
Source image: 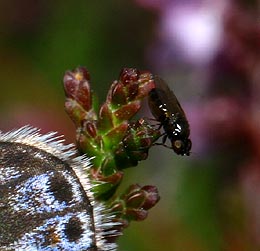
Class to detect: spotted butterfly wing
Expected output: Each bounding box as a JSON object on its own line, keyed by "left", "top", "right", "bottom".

{"left": 0, "top": 127, "right": 118, "bottom": 251}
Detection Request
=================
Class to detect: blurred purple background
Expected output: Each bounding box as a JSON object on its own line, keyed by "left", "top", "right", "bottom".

{"left": 0, "top": 1, "right": 259, "bottom": 250}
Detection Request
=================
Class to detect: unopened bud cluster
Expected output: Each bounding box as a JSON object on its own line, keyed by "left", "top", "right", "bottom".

{"left": 63, "top": 67, "right": 160, "bottom": 234}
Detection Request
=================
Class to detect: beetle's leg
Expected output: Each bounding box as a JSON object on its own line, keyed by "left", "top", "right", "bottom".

{"left": 153, "top": 133, "right": 172, "bottom": 149}
{"left": 162, "top": 134, "right": 167, "bottom": 144}
{"left": 143, "top": 117, "right": 161, "bottom": 128}
{"left": 154, "top": 142, "right": 173, "bottom": 150}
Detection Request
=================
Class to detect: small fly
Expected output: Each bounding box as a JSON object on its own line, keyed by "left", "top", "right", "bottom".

{"left": 148, "top": 76, "right": 192, "bottom": 156}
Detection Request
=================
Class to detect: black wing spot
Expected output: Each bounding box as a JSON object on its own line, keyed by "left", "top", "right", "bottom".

{"left": 49, "top": 171, "right": 73, "bottom": 203}
{"left": 64, "top": 216, "right": 84, "bottom": 242}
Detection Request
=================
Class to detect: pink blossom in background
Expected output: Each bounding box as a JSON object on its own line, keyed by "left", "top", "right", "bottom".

{"left": 137, "top": 0, "right": 228, "bottom": 67}
{"left": 161, "top": 3, "right": 225, "bottom": 65}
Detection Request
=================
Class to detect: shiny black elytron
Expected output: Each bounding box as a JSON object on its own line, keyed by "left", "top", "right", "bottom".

{"left": 148, "top": 76, "right": 192, "bottom": 156}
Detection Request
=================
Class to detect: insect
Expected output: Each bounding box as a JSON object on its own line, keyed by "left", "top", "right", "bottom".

{"left": 0, "top": 126, "right": 117, "bottom": 251}
{"left": 148, "top": 76, "right": 192, "bottom": 156}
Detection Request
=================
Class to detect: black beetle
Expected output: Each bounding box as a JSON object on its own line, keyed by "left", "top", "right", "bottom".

{"left": 148, "top": 76, "right": 192, "bottom": 156}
